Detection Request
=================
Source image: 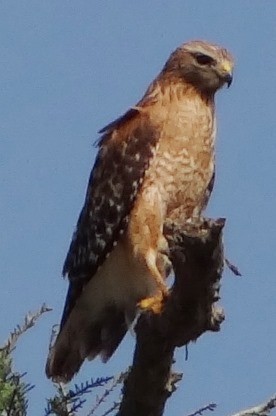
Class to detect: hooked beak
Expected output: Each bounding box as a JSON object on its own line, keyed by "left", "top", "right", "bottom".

{"left": 220, "top": 60, "right": 233, "bottom": 88}
{"left": 224, "top": 72, "right": 233, "bottom": 88}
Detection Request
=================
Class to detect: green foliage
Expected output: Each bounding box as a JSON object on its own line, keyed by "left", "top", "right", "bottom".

{"left": 0, "top": 305, "right": 125, "bottom": 416}
{"left": 0, "top": 305, "right": 50, "bottom": 415}
{"left": 0, "top": 347, "right": 34, "bottom": 415}
{"left": 44, "top": 376, "right": 114, "bottom": 416}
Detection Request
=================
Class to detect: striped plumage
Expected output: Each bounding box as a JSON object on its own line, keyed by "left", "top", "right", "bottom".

{"left": 46, "top": 40, "right": 234, "bottom": 382}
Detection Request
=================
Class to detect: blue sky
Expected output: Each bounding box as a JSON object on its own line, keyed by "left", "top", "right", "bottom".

{"left": 1, "top": 1, "right": 276, "bottom": 415}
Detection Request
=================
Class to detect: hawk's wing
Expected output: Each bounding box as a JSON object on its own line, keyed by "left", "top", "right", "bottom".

{"left": 60, "top": 110, "right": 159, "bottom": 328}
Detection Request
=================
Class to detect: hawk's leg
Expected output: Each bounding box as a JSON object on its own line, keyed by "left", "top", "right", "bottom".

{"left": 156, "top": 235, "right": 172, "bottom": 278}
{"left": 138, "top": 241, "right": 170, "bottom": 314}
{"left": 127, "top": 185, "right": 171, "bottom": 314}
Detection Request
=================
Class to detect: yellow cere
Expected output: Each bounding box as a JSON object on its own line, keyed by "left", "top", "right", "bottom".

{"left": 221, "top": 60, "right": 233, "bottom": 74}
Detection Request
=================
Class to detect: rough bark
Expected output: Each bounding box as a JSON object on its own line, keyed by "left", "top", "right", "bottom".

{"left": 118, "top": 217, "right": 225, "bottom": 416}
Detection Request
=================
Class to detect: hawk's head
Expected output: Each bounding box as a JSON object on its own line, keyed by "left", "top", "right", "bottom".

{"left": 163, "top": 40, "right": 234, "bottom": 93}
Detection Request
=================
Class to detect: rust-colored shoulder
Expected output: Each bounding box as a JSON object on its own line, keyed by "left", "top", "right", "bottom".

{"left": 98, "top": 84, "right": 160, "bottom": 137}
{"left": 98, "top": 107, "right": 140, "bottom": 135}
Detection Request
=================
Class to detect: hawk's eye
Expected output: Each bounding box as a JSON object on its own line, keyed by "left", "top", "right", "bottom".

{"left": 194, "top": 53, "right": 215, "bottom": 66}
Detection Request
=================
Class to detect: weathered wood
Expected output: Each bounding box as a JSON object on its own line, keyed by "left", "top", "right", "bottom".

{"left": 118, "top": 218, "right": 225, "bottom": 416}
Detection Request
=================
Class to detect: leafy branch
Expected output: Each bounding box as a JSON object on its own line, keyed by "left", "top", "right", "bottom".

{"left": 44, "top": 376, "right": 113, "bottom": 416}
{"left": 0, "top": 304, "right": 51, "bottom": 416}
{"left": 1, "top": 303, "right": 52, "bottom": 354}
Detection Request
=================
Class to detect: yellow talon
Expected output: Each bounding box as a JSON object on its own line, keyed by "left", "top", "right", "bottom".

{"left": 138, "top": 291, "right": 168, "bottom": 314}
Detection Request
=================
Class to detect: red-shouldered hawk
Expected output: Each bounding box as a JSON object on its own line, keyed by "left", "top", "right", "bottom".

{"left": 46, "top": 40, "right": 234, "bottom": 382}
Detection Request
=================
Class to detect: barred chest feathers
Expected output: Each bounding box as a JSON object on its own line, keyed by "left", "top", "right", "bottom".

{"left": 143, "top": 87, "right": 216, "bottom": 219}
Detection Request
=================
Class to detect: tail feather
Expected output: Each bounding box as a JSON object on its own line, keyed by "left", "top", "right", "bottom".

{"left": 45, "top": 306, "right": 128, "bottom": 382}
{"left": 99, "top": 309, "right": 128, "bottom": 362}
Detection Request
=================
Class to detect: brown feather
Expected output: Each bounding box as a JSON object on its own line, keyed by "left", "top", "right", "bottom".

{"left": 46, "top": 40, "right": 234, "bottom": 382}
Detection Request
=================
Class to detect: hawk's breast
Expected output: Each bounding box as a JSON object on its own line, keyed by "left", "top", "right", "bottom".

{"left": 144, "top": 95, "right": 216, "bottom": 219}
